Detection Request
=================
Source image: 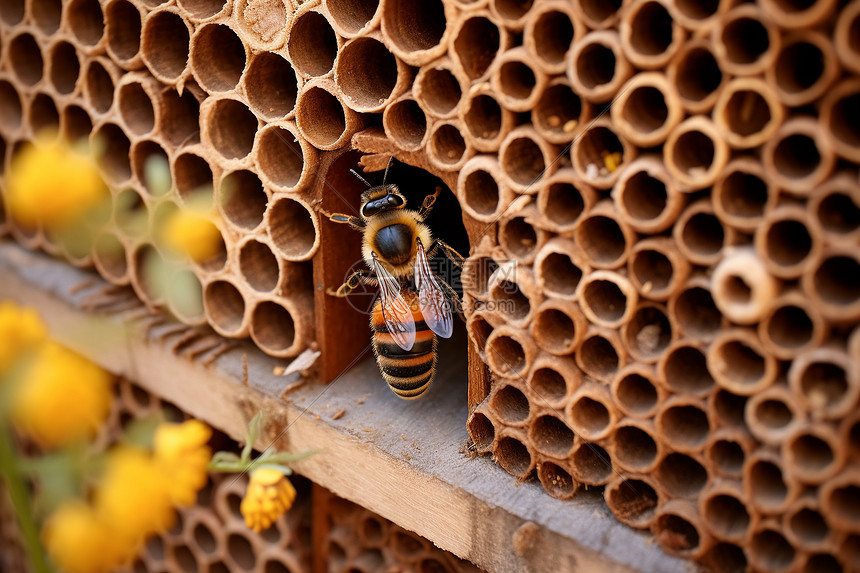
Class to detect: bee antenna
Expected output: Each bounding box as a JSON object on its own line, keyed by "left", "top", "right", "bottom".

{"left": 350, "top": 169, "right": 372, "bottom": 188}
{"left": 382, "top": 156, "right": 395, "bottom": 185}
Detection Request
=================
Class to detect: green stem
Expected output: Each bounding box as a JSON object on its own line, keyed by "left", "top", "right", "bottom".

{"left": 0, "top": 426, "right": 51, "bottom": 573}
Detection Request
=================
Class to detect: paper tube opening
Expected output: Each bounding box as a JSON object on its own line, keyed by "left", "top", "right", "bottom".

{"left": 83, "top": 59, "right": 114, "bottom": 114}
{"left": 255, "top": 123, "right": 310, "bottom": 191}
{"left": 250, "top": 300, "right": 297, "bottom": 356}
{"left": 219, "top": 169, "right": 267, "bottom": 231}
{"left": 179, "top": 0, "right": 226, "bottom": 20}
{"left": 575, "top": 0, "right": 621, "bottom": 30}
{"left": 529, "top": 414, "right": 575, "bottom": 458}
{"left": 785, "top": 427, "right": 841, "bottom": 483}
{"left": 824, "top": 82, "right": 860, "bottom": 163}
{"left": 750, "top": 528, "right": 795, "bottom": 572}
{"left": 105, "top": 0, "right": 141, "bottom": 65}
{"left": 239, "top": 239, "right": 280, "bottom": 293}
{"left": 710, "top": 389, "right": 747, "bottom": 429}
{"left": 706, "top": 438, "right": 745, "bottom": 478}
{"left": 659, "top": 344, "right": 714, "bottom": 396}
{"left": 93, "top": 233, "right": 128, "bottom": 284}
{"left": 746, "top": 456, "right": 795, "bottom": 513}
{"left": 467, "top": 409, "right": 495, "bottom": 455}
{"left": 572, "top": 122, "right": 629, "bottom": 189}
{"left": 577, "top": 330, "right": 621, "bottom": 382}
{"left": 490, "top": 383, "right": 529, "bottom": 426}
{"left": 709, "top": 330, "right": 777, "bottom": 396}
{"left": 428, "top": 121, "right": 469, "bottom": 170}
{"left": 68, "top": 0, "right": 105, "bottom": 48}
{"left": 579, "top": 272, "right": 636, "bottom": 328}
{"left": 173, "top": 152, "right": 213, "bottom": 201}
{"left": 532, "top": 303, "right": 582, "bottom": 356}
{"left": 702, "top": 491, "right": 749, "bottom": 542}
{"left": 533, "top": 80, "right": 587, "bottom": 144}
{"left": 808, "top": 252, "right": 860, "bottom": 321}
{"left": 713, "top": 159, "right": 773, "bottom": 231}
{"left": 657, "top": 401, "right": 710, "bottom": 453}
{"left": 714, "top": 80, "right": 783, "bottom": 149}
{"left": 489, "top": 276, "right": 531, "bottom": 324}
{"left": 613, "top": 367, "right": 659, "bottom": 418}
{"left": 0, "top": 81, "right": 22, "bottom": 132}
{"left": 612, "top": 423, "right": 659, "bottom": 473}
{"left": 486, "top": 328, "right": 531, "bottom": 378}
{"left": 267, "top": 196, "right": 319, "bottom": 261}
{"left": 656, "top": 453, "right": 707, "bottom": 498}
{"left": 118, "top": 80, "right": 155, "bottom": 136}
{"left": 141, "top": 10, "right": 191, "bottom": 82}
{"left": 491, "top": 49, "right": 545, "bottom": 113}
{"left": 462, "top": 91, "right": 509, "bottom": 151}
{"left": 493, "top": 433, "right": 534, "bottom": 480}
{"left": 131, "top": 140, "right": 170, "bottom": 195}
{"left": 605, "top": 476, "right": 658, "bottom": 529}
{"left": 717, "top": 7, "right": 777, "bottom": 74}
{"left": 457, "top": 157, "right": 504, "bottom": 220}
{"left": 114, "top": 187, "right": 149, "bottom": 238}
{"left": 93, "top": 123, "right": 132, "bottom": 184}
{"left": 675, "top": 204, "right": 727, "bottom": 266}
{"left": 29, "top": 93, "right": 59, "bottom": 136}
{"left": 381, "top": 0, "right": 447, "bottom": 65}
{"left": 536, "top": 248, "right": 584, "bottom": 299}
{"left": 623, "top": 304, "right": 672, "bottom": 363}
{"left": 159, "top": 88, "right": 200, "bottom": 147}
{"left": 324, "top": 0, "right": 379, "bottom": 37}
{"left": 671, "top": 282, "right": 722, "bottom": 342}
{"left": 823, "top": 477, "right": 860, "bottom": 530}
{"left": 336, "top": 36, "right": 404, "bottom": 112}
{"left": 10, "top": 33, "right": 43, "bottom": 87}
{"left": 415, "top": 63, "right": 462, "bottom": 118}
{"left": 0, "top": 0, "right": 24, "bottom": 25}
{"left": 575, "top": 213, "right": 630, "bottom": 269}
{"left": 622, "top": 0, "right": 682, "bottom": 68}
{"left": 383, "top": 95, "right": 427, "bottom": 152}
{"left": 191, "top": 24, "right": 247, "bottom": 93}
{"left": 772, "top": 32, "right": 837, "bottom": 106}
{"left": 244, "top": 52, "right": 298, "bottom": 121}
{"left": 812, "top": 176, "right": 860, "bottom": 244}
{"left": 32, "top": 0, "right": 61, "bottom": 33}
{"left": 525, "top": 6, "right": 576, "bottom": 74}
{"left": 538, "top": 461, "right": 577, "bottom": 500}
{"left": 570, "top": 34, "right": 625, "bottom": 101}
{"left": 529, "top": 364, "right": 572, "bottom": 405}
{"left": 789, "top": 348, "right": 857, "bottom": 419}
{"left": 568, "top": 387, "right": 613, "bottom": 441}
{"left": 452, "top": 15, "right": 501, "bottom": 81}
{"left": 204, "top": 280, "right": 246, "bottom": 336}
{"left": 671, "top": 43, "right": 722, "bottom": 112}
{"left": 48, "top": 40, "right": 80, "bottom": 95}
{"left": 295, "top": 83, "right": 351, "bottom": 149}
{"left": 570, "top": 441, "right": 612, "bottom": 485}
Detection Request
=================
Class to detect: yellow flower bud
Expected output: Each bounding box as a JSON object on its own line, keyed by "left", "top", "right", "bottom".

{"left": 159, "top": 209, "right": 223, "bottom": 263}
{"left": 11, "top": 341, "right": 112, "bottom": 449}
{"left": 0, "top": 300, "right": 47, "bottom": 375}
{"left": 241, "top": 468, "right": 296, "bottom": 533}
{"left": 42, "top": 500, "right": 125, "bottom": 573}
{"left": 153, "top": 420, "right": 212, "bottom": 507}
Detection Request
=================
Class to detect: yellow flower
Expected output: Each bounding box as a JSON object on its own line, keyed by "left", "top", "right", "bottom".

{"left": 95, "top": 446, "right": 175, "bottom": 555}
{"left": 0, "top": 300, "right": 47, "bottom": 375}
{"left": 6, "top": 136, "right": 108, "bottom": 229}
{"left": 42, "top": 499, "right": 122, "bottom": 573}
{"left": 159, "top": 209, "right": 222, "bottom": 263}
{"left": 241, "top": 467, "right": 296, "bottom": 532}
{"left": 153, "top": 419, "right": 212, "bottom": 506}
{"left": 11, "top": 341, "right": 112, "bottom": 449}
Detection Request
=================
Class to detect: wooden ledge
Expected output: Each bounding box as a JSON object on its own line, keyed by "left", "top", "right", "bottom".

{"left": 0, "top": 241, "right": 694, "bottom": 573}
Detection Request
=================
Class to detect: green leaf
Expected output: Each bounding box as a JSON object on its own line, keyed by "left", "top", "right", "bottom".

{"left": 260, "top": 449, "right": 319, "bottom": 465}
{"left": 241, "top": 412, "right": 263, "bottom": 464}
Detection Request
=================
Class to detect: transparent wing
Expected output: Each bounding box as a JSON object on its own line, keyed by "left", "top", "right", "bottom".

{"left": 371, "top": 255, "right": 416, "bottom": 351}
{"left": 414, "top": 240, "right": 453, "bottom": 339}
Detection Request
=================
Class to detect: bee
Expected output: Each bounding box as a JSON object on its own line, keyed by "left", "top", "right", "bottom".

{"left": 325, "top": 159, "right": 464, "bottom": 399}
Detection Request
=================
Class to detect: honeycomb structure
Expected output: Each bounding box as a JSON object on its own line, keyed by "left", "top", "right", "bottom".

{"left": 0, "top": 0, "right": 858, "bottom": 570}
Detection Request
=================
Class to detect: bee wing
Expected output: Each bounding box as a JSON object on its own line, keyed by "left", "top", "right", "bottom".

{"left": 414, "top": 240, "right": 453, "bottom": 339}
{"left": 372, "top": 256, "right": 416, "bottom": 351}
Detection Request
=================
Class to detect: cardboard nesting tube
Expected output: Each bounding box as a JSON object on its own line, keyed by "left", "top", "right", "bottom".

{"left": 527, "top": 353, "right": 580, "bottom": 409}
{"left": 809, "top": 172, "right": 860, "bottom": 247}
{"left": 488, "top": 379, "right": 532, "bottom": 428}
{"left": 656, "top": 341, "right": 714, "bottom": 397}
{"left": 712, "top": 157, "right": 776, "bottom": 233}
{"left": 165, "top": 267, "right": 207, "bottom": 326}
{"left": 788, "top": 346, "right": 859, "bottom": 421}
{"left": 462, "top": 249, "right": 501, "bottom": 301}
{"left": 242, "top": 51, "right": 300, "bottom": 122}
{"left": 498, "top": 205, "right": 546, "bottom": 264}
{"left": 7, "top": 31, "right": 43, "bottom": 88}
{"left": 613, "top": 155, "right": 684, "bottom": 234}
{"left": 380, "top": 0, "right": 453, "bottom": 67}
{"left": 157, "top": 86, "right": 201, "bottom": 148}
{"left": 484, "top": 324, "right": 537, "bottom": 380}
{"left": 836, "top": 0, "right": 860, "bottom": 74}
{"left": 237, "top": 235, "right": 283, "bottom": 294}
{"left": 295, "top": 78, "right": 363, "bottom": 151}
{"left": 577, "top": 269, "right": 638, "bottom": 329}
{"left": 532, "top": 78, "right": 592, "bottom": 146}
{"left": 426, "top": 118, "right": 474, "bottom": 172}
{"left": 466, "top": 308, "right": 496, "bottom": 362}
{"left": 604, "top": 473, "right": 661, "bottom": 530}
{"left": 566, "top": 30, "right": 632, "bottom": 103}
{"left": 265, "top": 194, "right": 320, "bottom": 261}
{"left": 619, "top": 0, "right": 685, "bottom": 70}
{"left": 782, "top": 423, "right": 845, "bottom": 485}
{"left": 621, "top": 302, "right": 675, "bottom": 365}
{"left": 652, "top": 499, "right": 711, "bottom": 560}
{"left": 488, "top": 263, "right": 539, "bottom": 327}
{"left": 748, "top": 521, "right": 799, "bottom": 573}
{"left": 492, "top": 427, "right": 536, "bottom": 480}
{"left": 141, "top": 7, "right": 192, "bottom": 86}
{"left": 699, "top": 480, "right": 750, "bottom": 544}
{"left": 488, "top": 46, "right": 548, "bottom": 114}
{"left": 456, "top": 155, "right": 514, "bottom": 223}
{"left": 755, "top": 205, "right": 822, "bottom": 280}
{"left": 611, "top": 73, "right": 683, "bottom": 149}
{"left": 382, "top": 91, "right": 428, "bottom": 152}
{"left": 609, "top": 417, "right": 662, "bottom": 474}
{"left": 569, "top": 438, "right": 614, "bottom": 486}
{"left": 82, "top": 56, "right": 121, "bottom": 117}
{"left": 459, "top": 83, "right": 516, "bottom": 152}
{"left": 249, "top": 294, "right": 312, "bottom": 358}
{"left": 574, "top": 200, "right": 636, "bottom": 270}
{"left": 612, "top": 363, "right": 663, "bottom": 419}
{"left": 759, "top": 0, "right": 837, "bottom": 29}
{"left": 705, "top": 427, "right": 756, "bottom": 480}
{"left": 667, "top": 38, "right": 724, "bottom": 114}
{"left": 178, "top": 0, "right": 231, "bottom": 22}
{"left": 528, "top": 410, "right": 577, "bottom": 459}
{"left": 413, "top": 56, "right": 468, "bottom": 120}
{"left": 200, "top": 95, "right": 259, "bottom": 167}
{"left": 285, "top": 4, "right": 339, "bottom": 79}
{"left": 709, "top": 389, "right": 749, "bottom": 430}
{"left": 449, "top": 10, "right": 509, "bottom": 82}
{"left": 575, "top": 325, "right": 626, "bottom": 383}
{"left": 335, "top": 33, "right": 412, "bottom": 114}
{"left": 821, "top": 470, "right": 860, "bottom": 532}
{"left": 711, "top": 247, "right": 780, "bottom": 325}
{"left": 467, "top": 400, "right": 497, "bottom": 454}
{"left": 571, "top": 117, "right": 635, "bottom": 190}
{"left": 663, "top": 116, "right": 729, "bottom": 191}
{"left": 92, "top": 231, "right": 130, "bottom": 286}
{"left": 498, "top": 125, "right": 558, "bottom": 194}
{"left": 91, "top": 121, "right": 132, "bottom": 186}
{"left": 204, "top": 278, "right": 249, "bottom": 337}
{"left": 536, "top": 168, "right": 596, "bottom": 233}
{"left": 656, "top": 395, "right": 711, "bottom": 455}
{"left": 534, "top": 237, "right": 589, "bottom": 301}
{"left": 767, "top": 30, "right": 839, "bottom": 107}
{"left": 487, "top": 0, "right": 534, "bottom": 31}
{"left": 0, "top": 79, "right": 24, "bottom": 135}
{"left": 708, "top": 328, "right": 778, "bottom": 397}
{"left": 233, "top": 0, "right": 289, "bottom": 51}
{"left": 628, "top": 237, "right": 690, "bottom": 302}
{"left": 523, "top": 1, "right": 585, "bottom": 76}
{"left": 745, "top": 382, "right": 805, "bottom": 447}
{"left": 573, "top": 0, "right": 625, "bottom": 30}
{"left": 113, "top": 184, "right": 151, "bottom": 240}
{"left": 27, "top": 91, "right": 60, "bottom": 138}
{"left": 115, "top": 72, "right": 160, "bottom": 138}
{"left": 763, "top": 116, "right": 836, "bottom": 196}
{"left": 673, "top": 198, "right": 734, "bottom": 267}
{"left": 66, "top": 0, "right": 106, "bottom": 55}
{"left": 322, "top": 0, "right": 381, "bottom": 38}
{"left": 530, "top": 298, "right": 586, "bottom": 356}
{"left": 655, "top": 451, "right": 709, "bottom": 499}
{"left": 783, "top": 494, "right": 832, "bottom": 551}
{"left": 712, "top": 4, "right": 780, "bottom": 77}
{"left": 665, "top": 0, "right": 731, "bottom": 31}
{"left": 712, "top": 77, "right": 785, "bottom": 150}
{"left": 190, "top": 22, "right": 248, "bottom": 95}
{"left": 44, "top": 37, "right": 81, "bottom": 101}
{"left": 254, "top": 121, "right": 318, "bottom": 193}
{"left": 537, "top": 455, "right": 579, "bottom": 501}
{"left": 129, "top": 242, "right": 169, "bottom": 308}
{"left": 821, "top": 78, "right": 860, "bottom": 164}
{"left": 801, "top": 247, "right": 860, "bottom": 324}
{"left": 217, "top": 168, "right": 268, "bottom": 232}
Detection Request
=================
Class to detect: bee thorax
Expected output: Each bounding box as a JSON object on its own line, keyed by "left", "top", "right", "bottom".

{"left": 373, "top": 223, "right": 413, "bottom": 266}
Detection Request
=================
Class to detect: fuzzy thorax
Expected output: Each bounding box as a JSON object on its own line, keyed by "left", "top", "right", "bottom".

{"left": 361, "top": 210, "right": 433, "bottom": 279}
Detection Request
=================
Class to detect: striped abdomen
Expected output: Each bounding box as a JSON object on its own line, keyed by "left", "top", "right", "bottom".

{"left": 371, "top": 293, "right": 437, "bottom": 399}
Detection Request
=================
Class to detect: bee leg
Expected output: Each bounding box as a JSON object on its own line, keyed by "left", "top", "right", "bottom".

{"left": 327, "top": 270, "right": 376, "bottom": 297}
{"left": 417, "top": 187, "right": 441, "bottom": 220}
{"left": 432, "top": 240, "right": 465, "bottom": 268}
{"left": 323, "top": 211, "right": 366, "bottom": 231}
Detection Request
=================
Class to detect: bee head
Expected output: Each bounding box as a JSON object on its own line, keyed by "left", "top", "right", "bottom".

{"left": 360, "top": 184, "right": 406, "bottom": 218}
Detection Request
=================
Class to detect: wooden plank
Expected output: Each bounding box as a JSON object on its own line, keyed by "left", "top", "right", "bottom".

{"left": 0, "top": 242, "right": 696, "bottom": 573}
